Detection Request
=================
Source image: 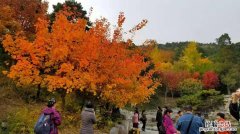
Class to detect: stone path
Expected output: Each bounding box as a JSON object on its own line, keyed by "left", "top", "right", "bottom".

{"left": 138, "top": 123, "right": 158, "bottom": 134}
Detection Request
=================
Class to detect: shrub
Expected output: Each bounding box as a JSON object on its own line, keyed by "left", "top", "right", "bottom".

{"left": 178, "top": 78, "right": 203, "bottom": 96}
{"left": 177, "top": 89, "right": 224, "bottom": 112}
{"left": 7, "top": 107, "right": 40, "bottom": 133}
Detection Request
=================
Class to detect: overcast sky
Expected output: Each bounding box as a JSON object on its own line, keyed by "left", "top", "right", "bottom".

{"left": 47, "top": 0, "right": 240, "bottom": 45}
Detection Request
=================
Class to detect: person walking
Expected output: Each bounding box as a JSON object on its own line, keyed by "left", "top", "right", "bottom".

{"left": 176, "top": 105, "right": 204, "bottom": 134}
{"left": 156, "top": 106, "right": 163, "bottom": 133}
{"left": 163, "top": 109, "right": 179, "bottom": 134}
{"left": 80, "top": 101, "right": 96, "bottom": 134}
{"left": 140, "top": 110, "right": 147, "bottom": 131}
{"left": 132, "top": 109, "right": 139, "bottom": 128}
{"left": 35, "top": 98, "right": 61, "bottom": 134}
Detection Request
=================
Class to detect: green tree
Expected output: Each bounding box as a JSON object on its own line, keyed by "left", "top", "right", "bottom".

{"left": 178, "top": 78, "right": 202, "bottom": 96}
{"left": 177, "top": 89, "right": 224, "bottom": 112}
{"left": 221, "top": 67, "right": 240, "bottom": 94}
{"left": 216, "top": 33, "right": 231, "bottom": 45}
{"left": 50, "top": 0, "right": 91, "bottom": 28}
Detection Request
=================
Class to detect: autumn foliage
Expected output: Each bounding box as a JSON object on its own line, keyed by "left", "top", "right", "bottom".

{"left": 202, "top": 71, "right": 219, "bottom": 89}
{"left": 0, "top": 0, "right": 48, "bottom": 35}
{"left": 0, "top": 6, "right": 21, "bottom": 39}
{"left": 2, "top": 12, "right": 155, "bottom": 107}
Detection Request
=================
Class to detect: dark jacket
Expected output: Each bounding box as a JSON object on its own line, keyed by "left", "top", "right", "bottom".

{"left": 42, "top": 107, "right": 61, "bottom": 134}
{"left": 80, "top": 108, "right": 96, "bottom": 134}
{"left": 229, "top": 102, "right": 239, "bottom": 121}
{"left": 156, "top": 110, "right": 162, "bottom": 123}
{"left": 141, "top": 113, "right": 147, "bottom": 122}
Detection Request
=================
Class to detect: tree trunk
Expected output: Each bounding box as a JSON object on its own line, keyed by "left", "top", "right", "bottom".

{"left": 164, "top": 88, "right": 168, "bottom": 103}
{"left": 227, "top": 87, "right": 230, "bottom": 95}
{"left": 171, "top": 90, "right": 174, "bottom": 99}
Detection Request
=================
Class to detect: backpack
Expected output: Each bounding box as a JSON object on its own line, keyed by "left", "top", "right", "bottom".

{"left": 34, "top": 113, "right": 54, "bottom": 134}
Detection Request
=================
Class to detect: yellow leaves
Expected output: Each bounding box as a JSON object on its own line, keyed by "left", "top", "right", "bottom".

{"left": 199, "top": 58, "right": 212, "bottom": 64}
{"left": 155, "top": 62, "right": 173, "bottom": 71}
{"left": 178, "top": 42, "right": 213, "bottom": 73}
{"left": 90, "top": 82, "right": 97, "bottom": 91}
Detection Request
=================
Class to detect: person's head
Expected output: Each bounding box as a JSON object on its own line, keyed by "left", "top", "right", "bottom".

{"left": 195, "top": 112, "right": 202, "bottom": 117}
{"left": 157, "top": 106, "right": 162, "bottom": 111}
{"left": 235, "top": 88, "right": 240, "bottom": 97}
{"left": 184, "top": 105, "right": 193, "bottom": 112}
{"left": 47, "top": 98, "right": 56, "bottom": 107}
{"left": 142, "top": 110, "right": 145, "bottom": 114}
{"left": 134, "top": 107, "right": 139, "bottom": 113}
{"left": 217, "top": 112, "right": 225, "bottom": 120}
{"left": 178, "top": 110, "right": 183, "bottom": 116}
{"left": 164, "top": 108, "right": 173, "bottom": 116}
{"left": 164, "top": 106, "right": 168, "bottom": 110}
{"left": 85, "top": 101, "right": 94, "bottom": 108}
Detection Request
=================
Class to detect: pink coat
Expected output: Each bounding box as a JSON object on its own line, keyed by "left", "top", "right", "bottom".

{"left": 163, "top": 115, "right": 177, "bottom": 134}
{"left": 132, "top": 113, "right": 139, "bottom": 123}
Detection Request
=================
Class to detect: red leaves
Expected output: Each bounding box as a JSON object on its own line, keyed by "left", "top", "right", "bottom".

{"left": 202, "top": 71, "right": 219, "bottom": 89}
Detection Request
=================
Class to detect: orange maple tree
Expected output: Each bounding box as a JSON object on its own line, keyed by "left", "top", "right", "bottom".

{"left": 3, "top": 12, "right": 156, "bottom": 107}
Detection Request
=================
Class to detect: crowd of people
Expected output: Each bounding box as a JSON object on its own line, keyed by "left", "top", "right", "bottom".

{"left": 131, "top": 88, "right": 240, "bottom": 134}
{"left": 33, "top": 88, "right": 240, "bottom": 134}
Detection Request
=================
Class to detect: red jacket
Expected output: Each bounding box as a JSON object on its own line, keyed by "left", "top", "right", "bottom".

{"left": 217, "top": 118, "right": 230, "bottom": 134}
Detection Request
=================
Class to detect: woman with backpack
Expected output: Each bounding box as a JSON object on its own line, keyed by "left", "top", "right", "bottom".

{"left": 34, "top": 98, "right": 61, "bottom": 134}
{"left": 80, "top": 101, "right": 96, "bottom": 134}
{"left": 163, "top": 109, "right": 179, "bottom": 134}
